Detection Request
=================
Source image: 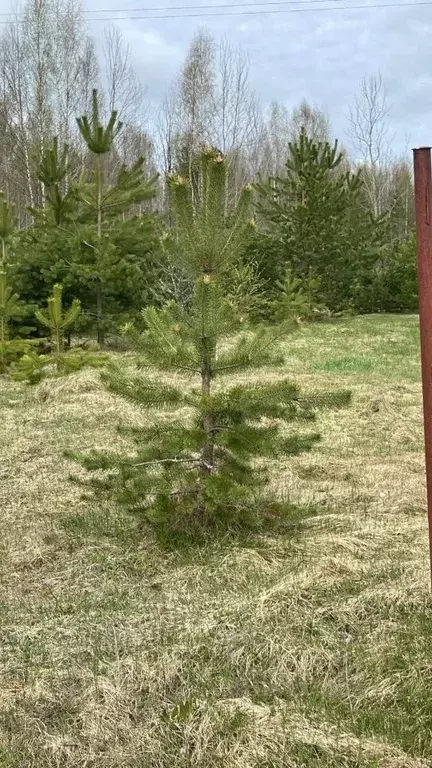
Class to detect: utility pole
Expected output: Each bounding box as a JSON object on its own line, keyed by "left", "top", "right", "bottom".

{"left": 413, "top": 146, "right": 432, "bottom": 587}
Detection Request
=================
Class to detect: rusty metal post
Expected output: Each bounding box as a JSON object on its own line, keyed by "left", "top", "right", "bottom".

{"left": 413, "top": 147, "right": 432, "bottom": 587}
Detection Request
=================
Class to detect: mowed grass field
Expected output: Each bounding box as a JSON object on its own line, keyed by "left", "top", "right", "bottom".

{"left": 0, "top": 314, "right": 431, "bottom": 768}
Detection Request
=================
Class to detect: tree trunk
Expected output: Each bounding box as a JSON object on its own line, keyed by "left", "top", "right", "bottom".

{"left": 201, "top": 350, "right": 214, "bottom": 473}
{"left": 96, "top": 153, "right": 105, "bottom": 346}
{"left": 96, "top": 279, "right": 104, "bottom": 346}
{"left": 0, "top": 316, "right": 5, "bottom": 373}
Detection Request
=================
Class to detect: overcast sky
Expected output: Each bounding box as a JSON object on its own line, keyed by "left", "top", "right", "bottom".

{"left": 2, "top": 0, "right": 432, "bottom": 157}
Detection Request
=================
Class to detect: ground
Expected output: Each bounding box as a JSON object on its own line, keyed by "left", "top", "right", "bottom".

{"left": 0, "top": 314, "right": 431, "bottom": 768}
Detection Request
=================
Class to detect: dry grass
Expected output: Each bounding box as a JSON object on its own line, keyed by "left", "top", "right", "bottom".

{"left": 0, "top": 314, "right": 431, "bottom": 767}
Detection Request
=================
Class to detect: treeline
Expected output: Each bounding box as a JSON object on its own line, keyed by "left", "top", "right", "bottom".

{"left": 0, "top": 0, "right": 418, "bottom": 346}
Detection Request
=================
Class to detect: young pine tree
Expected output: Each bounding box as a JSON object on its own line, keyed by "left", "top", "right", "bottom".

{"left": 271, "top": 267, "right": 323, "bottom": 324}
{"left": 35, "top": 284, "right": 81, "bottom": 358}
{"left": 72, "top": 149, "right": 350, "bottom": 541}
{"left": 11, "top": 284, "right": 105, "bottom": 384}
{"left": 77, "top": 89, "right": 159, "bottom": 343}
{"left": 0, "top": 270, "right": 37, "bottom": 373}
{"left": 0, "top": 270, "right": 19, "bottom": 372}
{"left": 255, "top": 129, "right": 384, "bottom": 311}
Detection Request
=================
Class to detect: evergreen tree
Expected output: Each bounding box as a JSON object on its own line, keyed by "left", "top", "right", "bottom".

{"left": 11, "top": 283, "right": 106, "bottom": 384}
{"left": 36, "top": 137, "right": 72, "bottom": 226}
{"left": 12, "top": 119, "right": 162, "bottom": 339}
{"left": 0, "top": 270, "right": 19, "bottom": 372}
{"left": 271, "top": 267, "right": 322, "bottom": 323}
{"left": 0, "top": 192, "right": 16, "bottom": 267}
{"left": 0, "top": 270, "right": 37, "bottom": 372}
{"left": 76, "top": 89, "right": 159, "bottom": 343}
{"left": 255, "top": 129, "right": 384, "bottom": 311}
{"left": 71, "top": 149, "right": 350, "bottom": 542}
{"left": 35, "top": 283, "right": 81, "bottom": 357}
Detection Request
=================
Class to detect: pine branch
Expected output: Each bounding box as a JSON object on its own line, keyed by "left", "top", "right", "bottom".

{"left": 134, "top": 457, "right": 201, "bottom": 468}
{"left": 101, "top": 364, "right": 185, "bottom": 409}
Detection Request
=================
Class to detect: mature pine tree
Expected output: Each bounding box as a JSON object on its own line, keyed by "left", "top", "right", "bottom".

{"left": 72, "top": 148, "right": 350, "bottom": 541}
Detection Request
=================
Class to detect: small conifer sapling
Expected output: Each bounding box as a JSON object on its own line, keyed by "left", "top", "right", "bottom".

{"left": 71, "top": 149, "right": 350, "bottom": 541}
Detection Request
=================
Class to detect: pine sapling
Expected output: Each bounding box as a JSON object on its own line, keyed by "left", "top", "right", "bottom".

{"left": 11, "top": 284, "right": 107, "bottom": 383}
{"left": 271, "top": 267, "right": 324, "bottom": 323}
{"left": 0, "top": 270, "right": 18, "bottom": 372}
{"left": 35, "top": 284, "right": 81, "bottom": 358}
{"left": 0, "top": 270, "right": 35, "bottom": 373}
{"left": 70, "top": 149, "right": 351, "bottom": 542}
{"left": 77, "top": 90, "right": 122, "bottom": 343}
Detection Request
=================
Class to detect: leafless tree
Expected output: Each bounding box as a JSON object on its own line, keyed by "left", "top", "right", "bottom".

{"left": 103, "top": 25, "right": 143, "bottom": 124}
{"left": 177, "top": 28, "right": 215, "bottom": 195}
{"left": 348, "top": 74, "right": 394, "bottom": 216}
{"left": 157, "top": 31, "right": 261, "bottom": 203}
{"left": 288, "top": 100, "right": 330, "bottom": 143}
{"left": 258, "top": 101, "right": 291, "bottom": 176}
{"left": 0, "top": 0, "right": 99, "bottom": 219}
{"left": 213, "top": 38, "right": 261, "bottom": 196}
{"left": 51, "top": 0, "right": 98, "bottom": 146}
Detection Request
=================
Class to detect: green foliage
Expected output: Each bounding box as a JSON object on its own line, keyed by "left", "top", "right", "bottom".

{"left": 35, "top": 137, "right": 75, "bottom": 226}
{"left": 357, "top": 235, "right": 418, "bottom": 313}
{"left": 11, "top": 345, "right": 106, "bottom": 385}
{"left": 271, "top": 267, "right": 323, "bottom": 323}
{"left": 76, "top": 89, "right": 123, "bottom": 154}
{"left": 75, "top": 88, "right": 160, "bottom": 343}
{"left": 0, "top": 192, "right": 16, "bottom": 246}
{"left": 0, "top": 191, "right": 16, "bottom": 271}
{"left": 35, "top": 283, "right": 81, "bottom": 355}
{"left": 221, "top": 260, "right": 268, "bottom": 323}
{"left": 0, "top": 269, "right": 29, "bottom": 372}
{"left": 12, "top": 96, "right": 161, "bottom": 341}
{"left": 12, "top": 208, "right": 163, "bottom": 338}
{"left": 0, "top": 338, "right": 41, "bottom": 371}
{"left": 8, "top": 282, "right": 107, "bottom": 384}
{"left": 255, "top": 129, "right": 385, "bottom": 312}
{"left": 71, "top": 148, "right": 351, "bottom": 543}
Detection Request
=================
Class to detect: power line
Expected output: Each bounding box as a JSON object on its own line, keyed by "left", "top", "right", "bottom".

{"left": 0, "top": 0, "right": 368, "bottom": 15}
{"left": 0, "top": 0, "right": 428, "bottom": 23}
{"left": 0, "top": 0, "right": 429, "bottom": 21}
{"left": 83, "top": 1, "right": 432, "bottom": 19}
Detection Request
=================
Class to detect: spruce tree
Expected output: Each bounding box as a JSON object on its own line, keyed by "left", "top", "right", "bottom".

{"left": 72, "top": 149, "right": 350, "bottom": 541}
